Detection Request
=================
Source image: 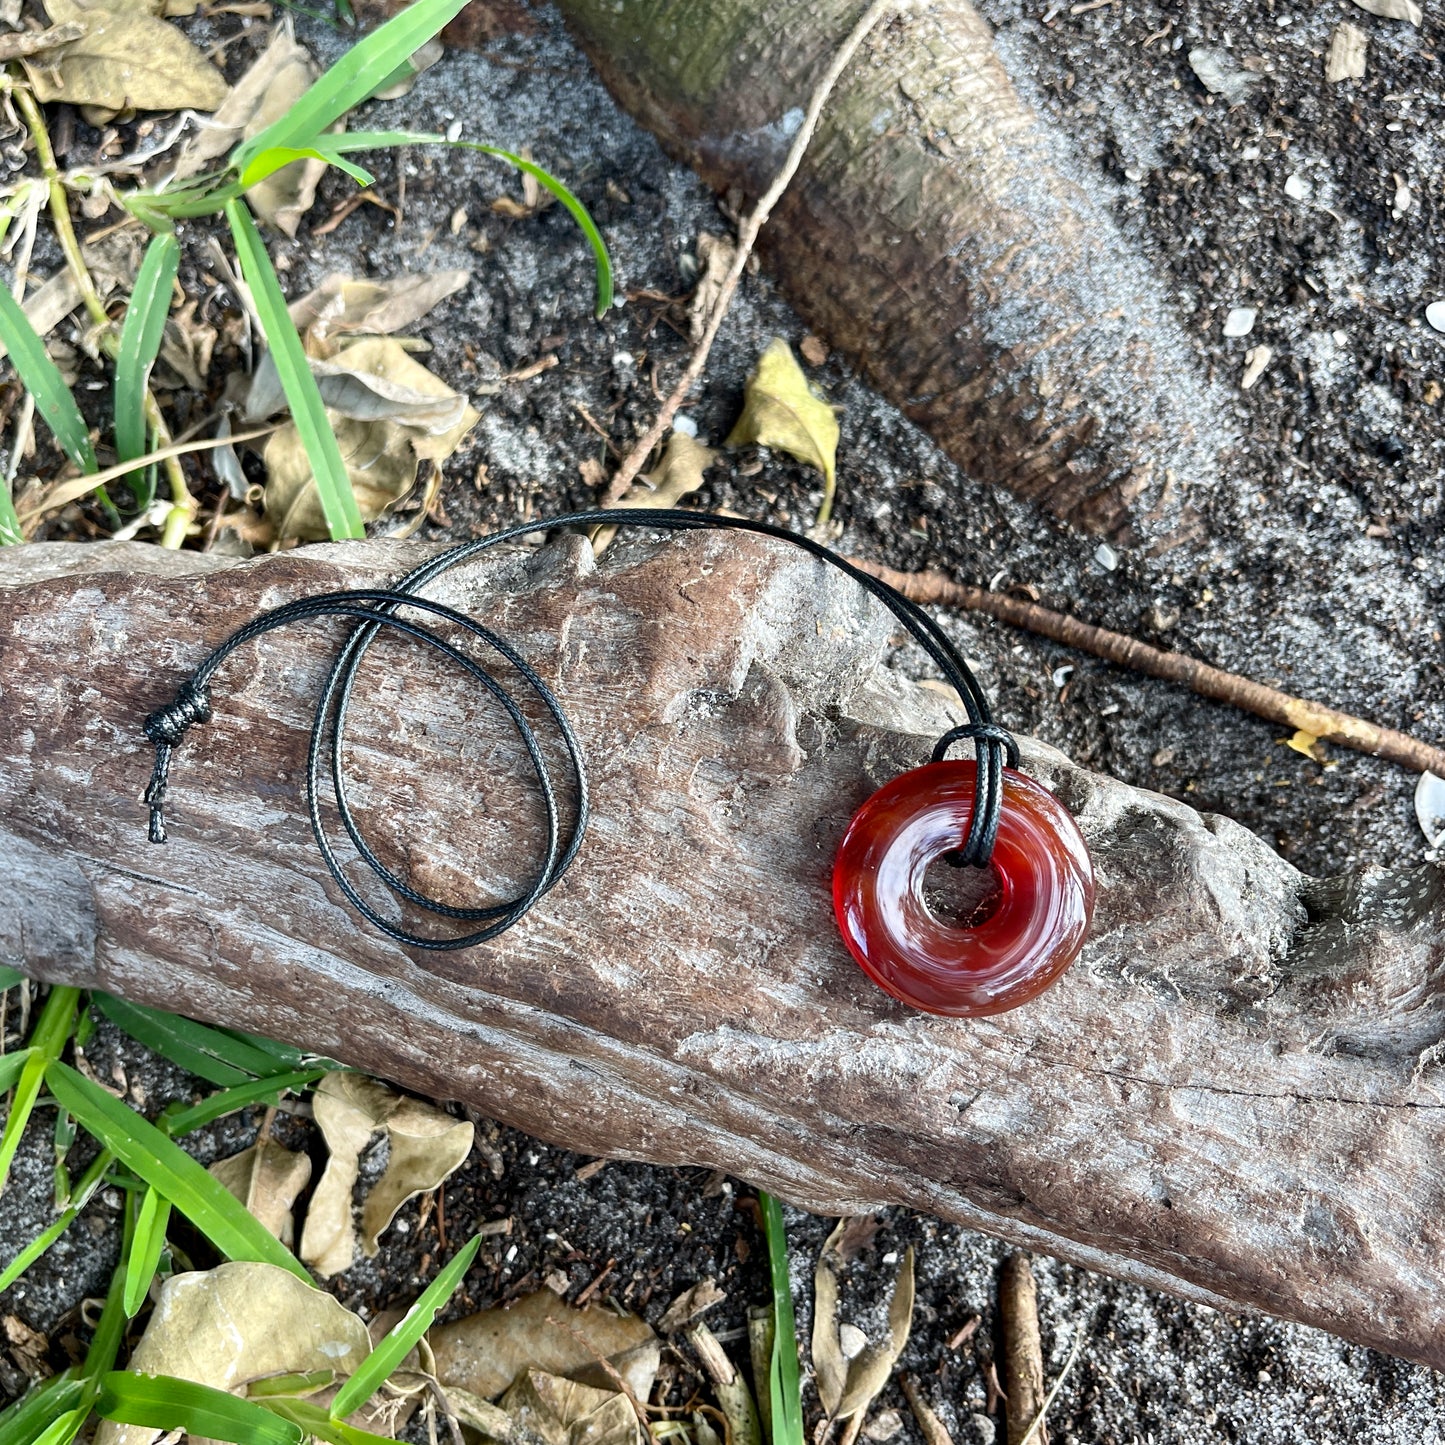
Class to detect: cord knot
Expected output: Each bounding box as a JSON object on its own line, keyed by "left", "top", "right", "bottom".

{"left": 143, "top": 678, "right": 211, "bottom": 844}
{"left": 144, "top": 679, "right": 212, "bottom": 747}
{"left": 931, "top": 721, "right": 1021, "bottom": 770}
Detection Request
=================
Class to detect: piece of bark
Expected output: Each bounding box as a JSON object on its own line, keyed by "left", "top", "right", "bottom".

{"left": 552, "top": 0, "right": 1230, "bottom": 545}
{"left": 3, "top": 534, "right": 1445, "bottom": 1368}
{"left": 999, "top": 1254, "right": 1046, "bottom": 1445}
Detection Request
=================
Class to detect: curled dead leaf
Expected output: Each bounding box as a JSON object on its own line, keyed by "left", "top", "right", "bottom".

{"left": 174, "top": 21, "right": 327, "bottom": 236}
{"left": 428, "top": 1289, "right": 657, "bottom": 1403}
{"left": 360, "top": 1096, "right": 474, "bottom": 1257}
{"left": 285, "top": 269, "right": 471, "bottom": 359}
{"left": 726, "top": 337, "right": 839, "bottom": 516}
{"left": 209, "top": 1139, "right": 312, "bottom": 1246}
{"left": 812, "top": 1222, "right": 916, "bottom": 1422}
{"left": 590, "top": 429, "right": 716, "bottom": 554}
{"left": 262, "top": 336, "right": 478, "bottom": 542}
{"left": 300, "top": 1072, "right": 474, "bottom": 1275}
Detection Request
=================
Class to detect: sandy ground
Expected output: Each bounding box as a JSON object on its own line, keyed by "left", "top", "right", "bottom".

{"left": 4, "top": 0, "right": 1445, "bottom": 1439}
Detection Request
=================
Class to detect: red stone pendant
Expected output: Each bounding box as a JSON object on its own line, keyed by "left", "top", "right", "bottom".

{"left": 833, "top": 761, "right": 1094, "bottom": 1017}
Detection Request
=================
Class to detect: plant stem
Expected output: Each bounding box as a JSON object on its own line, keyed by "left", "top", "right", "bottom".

{"left": 14, "top": 82, "right": 197, "bottom": 546}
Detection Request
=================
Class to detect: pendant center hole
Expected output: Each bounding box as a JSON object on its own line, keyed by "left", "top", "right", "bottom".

{"left": 922, "top": 856, "right": 1003, "bottom": 930}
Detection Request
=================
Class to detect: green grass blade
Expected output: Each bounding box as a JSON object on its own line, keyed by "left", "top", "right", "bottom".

{"left": 0, "top": 986, "right": 78, "bottom": 1195}
{"left": 0, "top": 1368, "right": 83, "bottom": 1445}
{"left": 0, "top": 284, "right": 96, "bottom": 474}
{"left": 124, "top": 1184, "right": 172, "bottom": 1316}
{"left": 328, "top": 131, "right": 612, "bottom": 316}
{"left": 114, "top": 233, "right": 179, "bottom": 473}
{"left": 160, "top": 1067, "right": 328, "bottom": 1139}
{"left": 231, "top": 0, "right": 469, "bottom": 172}
{"left": 0, "top": 480, "right": 20, "bottom": 545}
{"left": 226, "top": 199, "right": 364, "bottom": 541}
{"left": 98, "top": 1373, "right": 304, "bottom": 1445}
{"left": 31, "top": 1407, "right": 88, "bottom": 1445}
{"left": 215, "top": 1026, "right": 314, "bottom": 1072}
{"left": 0, "top": 966, "right": 24, "bottom": 990}
{"left": 264, "top": 1396, "right": 396, "bottom": 1445}
{"left": 239, "top": 146, "right": 374, "bottom": 191}
{"left": 247, "top": 1369, "right": 336, "bottom": 1399}
{"left": 0, "top": 1047, "right": 30, "bottom": 1095}
{"left": 759, "top": 1193, "right": 804, "bottom": 1445}
{"left": 329, "top": 1232, "right": 482, "bottom": 1420}
{"left": 0, "top": 1148, "right": 113, "bottom": 1295}
{"left": 94, "top": 993, "right": 293, "bottom": 1084}
{"left": 45, "top": 1059, "right": 312, "bottom": 1281}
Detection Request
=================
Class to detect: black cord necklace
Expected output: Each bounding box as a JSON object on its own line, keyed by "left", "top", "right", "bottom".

{"left": 142, "top": 509, "right": 1090, "bottom": 1017}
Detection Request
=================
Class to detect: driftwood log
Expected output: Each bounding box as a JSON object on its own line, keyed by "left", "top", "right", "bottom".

{"left": 552, "top": 0, "right": 1232, "bottom": 544}
{"left": 2, "top": 532, "right": 1444, "bottom": 1368}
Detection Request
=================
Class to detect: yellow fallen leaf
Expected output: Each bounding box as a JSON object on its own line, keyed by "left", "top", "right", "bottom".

{"left": 726, "top": 337, "right": 840, "bottom": 521}
{"left": 25, "top": 0, "right": 228, "bottom": 114}
{"left": 1284, "top": 729, "right": 1327, "bottom": 762}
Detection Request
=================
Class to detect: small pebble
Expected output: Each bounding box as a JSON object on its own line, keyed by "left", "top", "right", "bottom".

{"left": 673, "top": 414, "right": 699, "bottom": 437}
{"left": 1095, "top": 542, "right": 1120, "bottom": 571}
{"left": 968, "top": 1415, "right": 997, "bottom": 1445}
{"left": 839, "top": 1323, "right": 869, "bottom": 1360}
{"left": 1392, "top": 174, "right": 1411, "bottom": 216}
{"left": 1241, "top": 344, "right": 1273, "bottom": 390}
{"left": 1284, "top": 174, "right": 1311, "bottom": 201}
{"left": 1425, "top": 302, "right": 1445, "bottom": 334}
{"left": 862, "top": 1410, "right": 903, "bottom": 1442}
{"left": 1223, "top": 306, "right": 1256, "bottom": 337}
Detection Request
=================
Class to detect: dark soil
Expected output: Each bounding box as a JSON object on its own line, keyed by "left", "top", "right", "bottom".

{"left": 4, "top": 0, "right": 1445, "bottom": 1440}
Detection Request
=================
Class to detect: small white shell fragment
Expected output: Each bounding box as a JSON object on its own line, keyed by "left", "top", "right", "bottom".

{"left": 1425, "top": 302, "right": 1445, "bottom": 334}
{"left": 1326, "top": 22, "right": 1368, "bottom": 81}
{"left": 1393, "top": 174, "right": 1412, "bottom": 216}
{"left": 839, "top": 1322, "right": 868, "bottom": 1359}
{"left": 1051, "top": 664, "right": 1075, "bottom": 690}
{"left": 1351, "top": 0, "right": 1422, "bottom": 24}
{"left": 1223, "top": 307, "right": 1257, "bottom": 338}
{"left": 1284, "top": 174, "right": 1311, "bottom": 201}
{"left": 1415, "top": 771, "right": 1445, "bottom": 848}
{"left": 1094, "top": 542, "right": 1119, "bottom": 571}
{"left": 672, "top": 413, "right": 699, "bottom": 436}
{"left": 1241, "top": 345, "right": 1273, "bottom": 390}
{"left": 1188, "top": 48, "right": 1263, "bottom": 105}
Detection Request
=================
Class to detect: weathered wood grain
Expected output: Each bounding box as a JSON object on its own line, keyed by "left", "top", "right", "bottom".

{"left": 1, "top": 533, "right": 1443, "bottom": 1366}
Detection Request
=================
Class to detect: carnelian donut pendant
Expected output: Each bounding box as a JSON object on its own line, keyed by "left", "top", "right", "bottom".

{"left": 833, "top": 761, "right": 1093, "bottom": 1017}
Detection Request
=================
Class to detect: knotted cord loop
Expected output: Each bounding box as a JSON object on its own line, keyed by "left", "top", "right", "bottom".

{"left": 140, "top": 509, "right": 1017, "bottom": 947}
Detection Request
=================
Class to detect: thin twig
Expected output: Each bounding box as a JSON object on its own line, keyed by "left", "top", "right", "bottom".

{"left": 1015, "top": 1326, "right": 1086, "bottom": 1445}
{"left": 17, "top": 424, "right": 278, "bottom": 523}
{"left": 849, "top": 557, "right": 1445, "bottom": 777}
{"left": 601, "top": 0, "right": 899, "bottom": 512}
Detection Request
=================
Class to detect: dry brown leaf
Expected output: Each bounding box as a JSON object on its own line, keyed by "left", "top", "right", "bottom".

{"left": 429, "top": 1290, "right": 658, "bottom": 1402}
{"left": 502, "top": 1369, "right": 639, "bottom": 1445}
{"left": 360, "top": 1097, "right": 474, "bottom": 1257}
{"left": 299, "top": 1072, "right": 399, "bottom": 1277}
{"left": 813, "top": 1224, "right": 916, "bottom": 1421}
{"left": 657, "top": 1278, "right": 727, "bottom": 1334}
{"left": 689, "top": 232, "right": 736, "bottom": 343}
{"left": 0, "top": 22, "right": 86, "bottom": 62}
{"left": 3, "top": 1314, "right": 48, "bottom": 1379}
{"left": 94, "top": 1262, "right": 371, "bottom": 1445}
{"left": 25, "top": 0, "right": 228, "bottom": 115}
{"left": 590, "top": 429, "right": 716, "bottom": 554}
{"left": 172, "top": 20, "right": 325, "bottom": 234}
{"left": 263, "top": 337, "right": 478, "bottom": 542}
{"left": 209, "top": 1139, "right": 312, "bottom": 1246}
{"left": 285, "top": 269, "right": 470, "bottom": 358}
{"left": 726, "top": 337, "right": 839, "bottom": 507}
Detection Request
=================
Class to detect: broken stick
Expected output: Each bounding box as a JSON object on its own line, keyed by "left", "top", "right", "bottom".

{"left": 850, "top": 557, "right": 1445, "bottom": 777}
